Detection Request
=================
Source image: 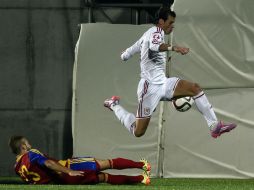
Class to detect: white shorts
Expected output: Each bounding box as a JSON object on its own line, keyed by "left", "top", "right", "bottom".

{"left": 136, "top": 77, "right": 180, "bottom": 118}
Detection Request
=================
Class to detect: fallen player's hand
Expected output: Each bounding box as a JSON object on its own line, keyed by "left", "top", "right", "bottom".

{"left": 173, "top": 46, "right": 189, "bottom": 55}
{"left": 68, "top": 170, "right": 84, "bottom": 176}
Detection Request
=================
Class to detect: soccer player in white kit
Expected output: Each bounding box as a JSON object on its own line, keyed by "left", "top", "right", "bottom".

{"left": 104, "top": 7, "right": 236, "bottom": 138}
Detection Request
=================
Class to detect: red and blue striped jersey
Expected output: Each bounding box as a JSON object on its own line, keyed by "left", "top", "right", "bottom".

{"left": 14, "top": 149, "right": 100, "bottom": 184}
{"left": 14, "top": 149, "right": 59, "bottom": 184}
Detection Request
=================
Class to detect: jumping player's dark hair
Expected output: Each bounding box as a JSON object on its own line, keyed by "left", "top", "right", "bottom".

{"left": 154, "top": 7, "right": 176, "bottom": 24}
{"left": 9, "top": 135, "right": 25, "bottom": 155}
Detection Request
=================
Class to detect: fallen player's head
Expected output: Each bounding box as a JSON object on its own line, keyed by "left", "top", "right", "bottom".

{"left": 9, "top": 135, "right": 31, "bottom": 155}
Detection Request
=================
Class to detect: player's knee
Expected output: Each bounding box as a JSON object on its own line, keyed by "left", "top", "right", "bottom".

{"left": 134, "top": 130, "right": 146, "bottom": 137}
{"left": 134, "top": 118, "right": 150, "bottom": 137}
{"left": 98, "top": 173, "right": 107, "bottom": 183}
{"left": 191, "top": 83, "right": 202, "bottom": 95}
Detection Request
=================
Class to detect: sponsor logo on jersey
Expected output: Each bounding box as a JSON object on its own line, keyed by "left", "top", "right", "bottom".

{"left": 152, "top": 33, "right": 161, "bottom": 44}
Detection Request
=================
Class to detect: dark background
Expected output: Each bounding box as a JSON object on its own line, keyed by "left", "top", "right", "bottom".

{"left": 0, "top": 0, "right": 173, "bottom": 176}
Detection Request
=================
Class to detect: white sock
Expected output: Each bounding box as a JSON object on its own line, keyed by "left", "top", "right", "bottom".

{"left": 111, "top": 105, "right": 136, "bottom": 135}
{"left": 193, "top": 91, "right": 218, "bottom": 128}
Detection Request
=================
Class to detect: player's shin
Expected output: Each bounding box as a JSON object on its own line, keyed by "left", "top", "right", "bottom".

{"left": 105, "top": 173, "right": 144, "bottom": 185}
{"left": 111, "top": 105, "right": 136, "bottom": 135}
{"left": 109, "top": 158, "right": 144, "bottom": 169}
{"left": 193, "top": 91, "right": 218, "bottom": 128}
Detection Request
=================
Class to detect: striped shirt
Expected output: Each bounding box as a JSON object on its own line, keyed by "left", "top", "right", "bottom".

{"left": 121, "top": 26, "right": 167, "bottom": 84}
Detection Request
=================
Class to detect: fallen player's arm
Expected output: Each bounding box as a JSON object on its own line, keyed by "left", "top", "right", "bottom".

{"left": 44, "top": 159, "right": 84, "bottom": 176}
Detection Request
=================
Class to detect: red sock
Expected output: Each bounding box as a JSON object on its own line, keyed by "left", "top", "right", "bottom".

{"left": 110, "top": 158, "right": 143, "bottom": 169}
{"left": 107, "top": 174, "right": 143, "bottom": 185}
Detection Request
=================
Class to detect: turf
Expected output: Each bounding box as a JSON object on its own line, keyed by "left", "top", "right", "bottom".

{"left": 1, "top": 177, "right": 254, "bottom": 190}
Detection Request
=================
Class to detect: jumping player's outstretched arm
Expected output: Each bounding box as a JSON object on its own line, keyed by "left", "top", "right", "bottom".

{"left": 159, "top": 44, "right": 189, "bottom": 55}
{"left": 149, "top": 30, "right": 189, "bottom": 55}
{"left": 121, "top": 38, "right": 142, "bottom": 61}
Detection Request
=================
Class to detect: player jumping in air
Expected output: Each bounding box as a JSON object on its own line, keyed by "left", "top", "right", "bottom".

{"left": 104, "top": 7, "right": 236, "bottom": 138}
{"left": 9, "top": 136, "right": 151, "bottom": 185}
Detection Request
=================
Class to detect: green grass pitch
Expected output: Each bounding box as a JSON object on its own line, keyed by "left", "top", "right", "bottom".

{"left": 1, "top": 177, "right": 254, "bottom": 190}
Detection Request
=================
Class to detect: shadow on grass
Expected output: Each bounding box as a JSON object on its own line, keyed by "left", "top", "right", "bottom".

{"left": 0, "top": 177, "right": 24, "bottom": 184}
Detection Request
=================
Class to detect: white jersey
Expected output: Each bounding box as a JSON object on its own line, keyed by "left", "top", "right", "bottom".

{"left": 121, "top": 26, "right": 167, "bottom": 84}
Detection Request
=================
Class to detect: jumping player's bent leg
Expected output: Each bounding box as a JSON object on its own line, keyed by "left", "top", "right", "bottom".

{"left": 104, "top": 79, "right": 163, "bottom": 137}
{"left": 104, "top": 96, "right": 136, "bottom": 134}
{"left": 173, "top": 80, "right": 236, "bottom": 138}
{"left": 104, "top": 97, "right": 151, "bottom": 137}
{"left": 173, "top": 80, "right": 217, "bottom": 127}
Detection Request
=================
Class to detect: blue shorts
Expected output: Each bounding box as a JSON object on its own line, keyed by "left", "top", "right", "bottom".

{"left": 69, "top": 157, "right": 99, "bottom": 172}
